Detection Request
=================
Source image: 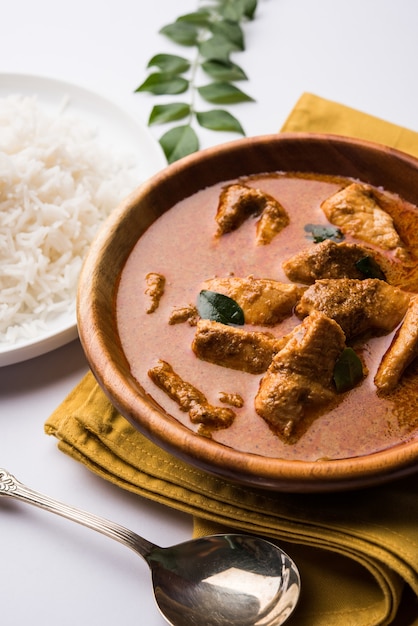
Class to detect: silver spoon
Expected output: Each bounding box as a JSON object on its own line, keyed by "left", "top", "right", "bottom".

{"left": 0, "top": 468, "right": 300, "bottom": 626}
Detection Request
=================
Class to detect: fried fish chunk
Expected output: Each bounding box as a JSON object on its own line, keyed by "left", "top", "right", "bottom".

{"left": 145, "top": 272, "right": 165, "bottom": 313}
{"left": 320, "top": 183, "right": 418, "bottom": 290}
{"left": 192, "top": 319, "right": 285, "bottom": 374}
{"left": 255, "top": 196, "right": 290, "bottom": 245}
{"left": 218, "top": 391, "right": 244, "bottom": 407}
{"left": 148, "top": 360, "right": 235, "bottom": 429}
{"left": 296, "top": 278, "right": 410, "bottom": 339}
{"left": 375, "top": 295, "right": 418, "bottom": 393}
{"left": 255, "top": 311, "right": 346, "bottom": 441}
{"left": 321, "top": 183, "right": 408, "bottom": 257}
{"left": 168, "top": 304, "right": 199, "bottom": 326}
{"left": 215, "top": 183, "right": 289, "bottom": 243}
{"left": 202, "top": 276, "right": 304, "bottom": 326}
{"left": 282, "top": 239, "right": 380, "bottom": 284}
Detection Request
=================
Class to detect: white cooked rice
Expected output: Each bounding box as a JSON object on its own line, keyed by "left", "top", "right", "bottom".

{"left": 0, "top": 94, "right": 140, "bottom": 344}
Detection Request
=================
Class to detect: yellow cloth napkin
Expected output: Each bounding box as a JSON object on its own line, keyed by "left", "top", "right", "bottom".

{"left": 46, "top": 93, "right": 418, "bottom": 626}
{"left": 281, "top": 92, "right": 418, "bottom": 158}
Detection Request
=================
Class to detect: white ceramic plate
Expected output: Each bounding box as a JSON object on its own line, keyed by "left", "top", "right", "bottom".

{"left": 0, "top": 73, "right": 167, "bottom": 367}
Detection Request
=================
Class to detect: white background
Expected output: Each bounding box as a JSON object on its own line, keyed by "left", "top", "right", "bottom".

{"left": 1, "top": 1, "right": 418, "bottom": 624}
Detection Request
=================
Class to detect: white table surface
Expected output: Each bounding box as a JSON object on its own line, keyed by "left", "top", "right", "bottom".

{"left": 1, "top": 1, "right": 418, "bottom": 624}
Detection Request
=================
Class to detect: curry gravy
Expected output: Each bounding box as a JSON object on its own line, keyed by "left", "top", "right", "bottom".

{"left": 116, "top": 173, "right": 418, "bottom": 461}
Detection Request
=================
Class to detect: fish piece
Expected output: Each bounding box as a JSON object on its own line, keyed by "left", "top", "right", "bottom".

{"left": 148, "top": 360, "right": 235, "bottom": 430}
{"left": 282, "top": 239, "right": 381, "bottom": 284}
{"left": 202, "top": 276, "right": 304, "bottom": 326}
{"left": 255, "top": 311, "right": 346, "bottom": 441}
{"left": 296, "top": 278, "right": 410, "bottom": 339}
{"left": 215, "top": 183, "right": 289, "bottom": 243}
{"left": 188, "top": 404, "right": 235, "bottom": 429}
{"left": 148, "top": 359, "right": 206, "bottom": 410}
{"left": 321, "top": 183, "right": 407, "bottom": 255}
{"left": 192, "top": 319, "right": 285, "bottom": 374}
{"left": 255, "top": 197, "right": 290, "bottom": 245}
{"left": 145, "top": 272, "right": 165, "bottom": 313}
{"left": 218, "top": 391, "right": 244, "bottom": 408}
{"left": 375, "top": 295, "right": 418, "bottom": 393}
{"left": 168, "top": 305, "right": 199, "bottom": 326}
{"left": 215, "top": 184, "right": 264, "bottom": 234}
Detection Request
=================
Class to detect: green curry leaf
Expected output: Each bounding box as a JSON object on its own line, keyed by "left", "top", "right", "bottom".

{"left": 159, "top": 125, "right": 199, "bottom": 164}
{"left": 149, "top": 103, "right": 191, "bottom": 125}
{"left": 197, "top": 290, "right": 245, "bottom": 326}
{"left": 199, "top": 35, "right": 240, "bottom": 62}
{"left": 198, "top": 81, "right": 254, "bottom": 104}
{"left": 304, "top": 224, "right": 344, "bottom": 243}
{"left": 135, "top": 73, "right": 189, "bottom": 96}
{"left": 147, "top": 54, "right": 191, "bottom": 74}
{"left": 210, "top": 20, "right": 245, "bottom": 50}
{"left": 159, "top": 21, "right": 200, "bottom": 46}
{"left": 196, "top": 109, "right": 245, "bottom": 134}
{"left": 333, "top": 348, "right": 364, "bottom": 393}
{"left": 220, "top": 0, "right": 258, "bottom": 20}
{"left": 242, "top": 0, "right": 258, "bottom": 19}
{"left": 355, "top": 256, "right": 386, "bottom": 280}
{"left": 177, "top": 10, "right": 212, "bottom": 26}
{"left": 201, "top": 59, "right": 247, "bottom": 81}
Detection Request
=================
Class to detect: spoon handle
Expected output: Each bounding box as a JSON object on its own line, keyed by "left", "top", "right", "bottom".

{"left": 0, "top": 468, "right": 154, "bottom": 558}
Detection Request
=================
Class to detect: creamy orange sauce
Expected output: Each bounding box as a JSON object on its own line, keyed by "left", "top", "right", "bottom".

{"left": 116, "top": 173, "right": 418, "bottom": 461}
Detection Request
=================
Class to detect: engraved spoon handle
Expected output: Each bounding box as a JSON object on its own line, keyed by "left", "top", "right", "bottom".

{"left": 0, "top": 468, "right": 154, "bottom": 558}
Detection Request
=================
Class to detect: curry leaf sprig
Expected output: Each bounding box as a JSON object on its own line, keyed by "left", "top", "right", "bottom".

{"left": 135, "top": 0, "right": 258, "bottom": 163}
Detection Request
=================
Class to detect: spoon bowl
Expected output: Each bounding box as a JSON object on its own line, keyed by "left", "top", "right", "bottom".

{"left": 0, "top": 468, "right": 300, "bottom": 626}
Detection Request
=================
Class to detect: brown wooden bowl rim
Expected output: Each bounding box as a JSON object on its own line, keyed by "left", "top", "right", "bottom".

{"left": 77, "top": 132, "right": 418, "bottom": 492}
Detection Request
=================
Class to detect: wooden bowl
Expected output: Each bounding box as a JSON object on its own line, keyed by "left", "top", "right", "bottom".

{"left": 77, "top": 133, "right": 418, "bottom": 492}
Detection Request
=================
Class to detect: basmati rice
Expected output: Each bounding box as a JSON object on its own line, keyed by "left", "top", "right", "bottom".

{"left": 0, "top": 94, "right": 140, "bottom": 344}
